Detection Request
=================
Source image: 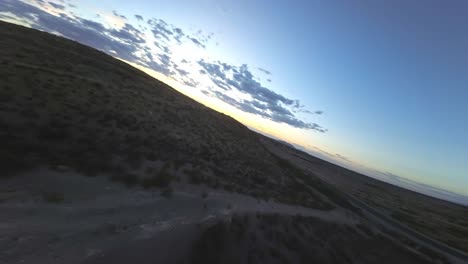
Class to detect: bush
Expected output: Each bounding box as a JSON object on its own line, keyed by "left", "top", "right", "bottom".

{"left": 111, "top": 173, "right": 139, "bottom": 187}
{"left": 161, "top": 186, "right": 173, "bottom": 198}
{"left": 141, "top": 170, "right": 173, "bottom": 189}
{"left": 0, "top": 151, "right": 34, "bottom": 178}
{"left": 42, "top": 192, "right": 64, "bottom": 203}
{"left": 188, "top": 169, "right": 204, "bottom": 184}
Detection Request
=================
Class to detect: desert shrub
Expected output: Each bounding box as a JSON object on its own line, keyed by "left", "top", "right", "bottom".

{"left": 269, "top": 247, "right": 287, "bottom": 262}
{"left": 263, "top": 214, "right": 280, "bottom": 226}
{"left": 42, "top": 192, "right": 64, "bottom": 203}
{"left": 223, "top": 184, "right": 234, "bottom": 192}
{"left": 69, "top": 150, "right": 112, "bottom": 177}
{"left": 111, "top": 173, "right": 139, "bottom": 187}
{"left": 283, "top": 234, "right": 300, "bottom": 252}
{"left": 230, "top": 215, "right": 248, "bottom": 241}
{"left": 190, "top": 222, "right": 227, "bottom": 264}
{"left": 0, "top": 92, "right": 12, "bottom": 103}
{"left": 161, "top": 186, "right": 173, "bottom": 198}
{"left": 251, "top": 174, "right": 267, "bottom": 185}
{"left": 141, "top": 170, "right": 173, "bottom": 189}
{"left": 146, "top": 151, "right": 157, "bottom": 161}
{"left": 418, "top": 245, "right": 449, "bottom": 263}
{"left": 124, "top": 151, "right": 143, "bottom": 170}
{"left": 0, "top": 157, "right": 33, "bottom": 178}
{"left": 38, "top": 125, "right": 68, "bottom": 141}
{"left": 188, "top": 168, "right": 204, "bottom": 184}
{"left": 356, "top": 224, "right": 374, "bottom": 237}
{"left": 209, "top": 178, "right": 220, "bottom": 189}
{"left": 172, "top": 159, "right": 185, "bottom": 170}
{"left": 145, "top": 166, "right": 155, "bottom": 174}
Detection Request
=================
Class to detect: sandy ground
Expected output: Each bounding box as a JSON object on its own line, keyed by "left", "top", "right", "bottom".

{"left": 0, "top": 169, "right": 358, "bottom": 264}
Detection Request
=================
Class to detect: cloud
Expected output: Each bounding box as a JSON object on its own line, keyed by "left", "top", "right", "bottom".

{"left": 1, "top": 0, "right": 324, "bottom": 131}
{"left": 148, "top": 18, "right": 174, "bottom": 42}
{"left": 198, "top": 60, "right": 326, "bottom": 131}
{"left": 135, "top": 14, "right": 143, "bottom": 21}
{"left": 197, "top": 63, "right": 325, "bottom": 130}
{"left": 110, "top": 23, "right": 146, "bottom": 44}
{"left": 0, "top": 0, "right": 177, "bottom": 76}
{"left": 190, "top": 37, "right": 205, "bottom": 49}
{"left": 198, "top": 60, "right": 227, "bottom": 80}
{"left": 48, "top": 2, "right": 65, "bottom": 10}
{"left": 147, "top": 18, "right": 208, "bottom": 49}
{"left": 112, "top": 10, "right": 127, "bottom": 20}
{"left": 258, "top": 67, "right": 271, "bottom": 75}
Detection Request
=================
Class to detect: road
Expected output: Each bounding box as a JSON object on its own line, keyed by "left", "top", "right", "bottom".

{"left": 291, "top": 152, "right": 468, "bottom": 263}
{"left": 349, "top": 195, "right": 468, "bottom": 263}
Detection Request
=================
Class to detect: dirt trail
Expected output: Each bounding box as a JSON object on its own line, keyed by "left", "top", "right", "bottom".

{"left": 0, "top": 169, "right": 358, "bottom": 264}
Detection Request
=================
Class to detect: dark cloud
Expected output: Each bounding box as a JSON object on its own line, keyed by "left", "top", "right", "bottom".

{"left": 135, "top": 14, "right": 143, "bottom": 21}
{"left": 258, "top": 67, "right": 271, "bottom": 75}
{"left": 48, "top": 2, "right": 65, "bottom": 10}
{"left": 148, "top": 18, "right": 174, "bottom": 42}
{"left": 173, "top": 28, "right": 185, "bottom": 43}
{"left": 174, "top": 65, "right": 189, "bottom": 77}
{"left": 110, "top": 23, "right": 145, "bottom": 44}
{"left": 173, "top": 63, "right": 199, "bottom": 88}
{"left": 174, "top": 65, "right": 199, "bottom": 88}
{"left": 209, "top": 90, "right": 240, "bottom": 107}
{"left": 314, "top": 110, "right": 324, "bottom": 115}
{"left": 190, "top": 37, "right": 205, "bottom": 49}
{"left": 198, "top": 60, "right": 227, "bottom": 80}
{"left": 174, "top": 28, "right": 183, "bottom": 35}
{"left": 212, "top": 78, "right": 232, "bottom": 91}
{"left": 112, "top": 10, "right": 127, "bottom": 19}
{"left": 147, "top": 18, "right": 207, "bottom": 48}
{"left": 191, "top": 29, "right": 213, "bottom": 46}
{"left": 180, "top": 78, "right": 199, "bottom": 88}
{"left": 153, "top": 41, "right": 171, "bottom": 54}
{"left": 198, "top": 60, "right": 326, "bottom": 131}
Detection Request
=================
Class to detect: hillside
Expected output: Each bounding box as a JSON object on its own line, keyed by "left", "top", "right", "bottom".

{"left": 0, "top": 21, "right": 342, "bottom": 210}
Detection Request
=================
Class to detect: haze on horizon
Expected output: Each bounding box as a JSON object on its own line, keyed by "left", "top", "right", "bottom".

{"left": 1, "top": 0, "right": 466, "bottom": 202}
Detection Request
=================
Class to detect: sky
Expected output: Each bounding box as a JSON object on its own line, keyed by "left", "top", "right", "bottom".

{"left": 1, "top": 0, "right": 467, "bottom": 204}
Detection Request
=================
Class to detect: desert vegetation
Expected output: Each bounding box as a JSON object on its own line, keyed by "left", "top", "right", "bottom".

{"left": 189, "top": 213, "right": 429, "bottom": 264}
{"left": 0, "top": 21, "right": 345, "bottom": 210}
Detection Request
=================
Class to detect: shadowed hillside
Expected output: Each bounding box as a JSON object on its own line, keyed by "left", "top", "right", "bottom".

{"left": 0, "top": 21, "right": 342, "bottom": 210}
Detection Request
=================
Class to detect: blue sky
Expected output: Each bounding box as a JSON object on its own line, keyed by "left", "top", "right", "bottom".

{"left": 1, "top": 0, "right": 467, "bottom": 202}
